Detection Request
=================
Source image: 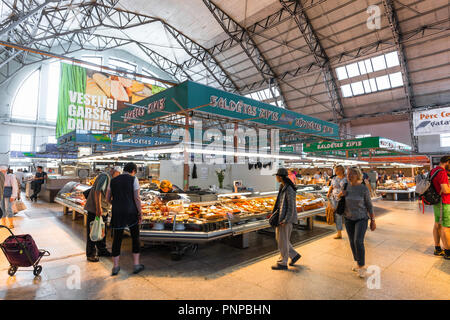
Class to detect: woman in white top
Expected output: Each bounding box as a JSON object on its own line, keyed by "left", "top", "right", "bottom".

{"left": 2, "top": 171, "right": 19, "bottom": 228}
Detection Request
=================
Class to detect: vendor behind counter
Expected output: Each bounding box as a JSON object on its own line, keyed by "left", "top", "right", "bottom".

{"left": 158, "top": 180, "right": 181, "bottom": 202}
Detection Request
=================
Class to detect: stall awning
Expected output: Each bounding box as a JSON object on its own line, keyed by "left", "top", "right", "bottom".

{"left": 303, "top": 136, "right": 412, "bottom": 156}
{"left": 110, "top": 81, "right": 339, "bottom": 139}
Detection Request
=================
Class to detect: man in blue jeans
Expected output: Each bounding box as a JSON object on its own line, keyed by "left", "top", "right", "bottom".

{"left": 84, "top": 167, "right": 121, "bottom": 262}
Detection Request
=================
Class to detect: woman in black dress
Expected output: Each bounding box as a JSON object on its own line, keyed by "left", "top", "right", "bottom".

{"left": 106, "top": 162, "right": 144, "bottom": 276}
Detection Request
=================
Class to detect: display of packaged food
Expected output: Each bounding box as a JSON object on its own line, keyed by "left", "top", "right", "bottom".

{"left": 377, "top": 179, "right": 415, "bottom": 190}
{"left": 56, "top": 182, "right": 324, "bottom": 233}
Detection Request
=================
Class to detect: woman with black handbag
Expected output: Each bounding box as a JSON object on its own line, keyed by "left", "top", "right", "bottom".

{"left": 327, "top": 165, "right": 347, "bottom": 239}
{"left": 339, "top": 167, "right": 376, "bottom": 278}
{"left": 270, "top": 168, "right": 301, "bottom": 270}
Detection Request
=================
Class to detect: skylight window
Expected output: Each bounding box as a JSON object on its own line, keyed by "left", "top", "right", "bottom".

{"left": 336, "top": 67, "right": 348, "bottom": 80}
{"left": 340, "top": 72, "right": 402, "bottom": 98}
{"left": 346, "top": 63, "right": 360, "bottom": 78}
{"left": 371, "top": 55, "right": 387, "bottom": 72}
{"left": 141, "top": 68, "right": 169, "bottom": 88}
{"left": 362, "top": 80, "right": 372, "bottom": 93}
{"left": 335, "top": 51, "right": 400, "bottom": 82}
{"left": 351, "top": 81, "right": 364, "bottom": 95}
{"left": 358, "top": 61, "right": 367, "bottom": 75}
{"left": 341, "top": 84, "right": 353, "bottom": 97}
{"left": 364, "top": 59, "right": 373, "bottom": 73}
{"left": 79, "top": 56, "right": 102, "bottom": 71}
{"left": 375, "top": 75, "right": 391, "bottom": 90}
{"left": 245, "top": 87, "right": 281, "bottom": 105}
{"left": 109, "top": 58, "right": 136, "bottom": 74}
{"left": 369, "top": 78, "right": 378, "bottom": 92}
{"left": 385, "top": 51, "right": 400, "bottom": 68}
{"left": 389, "top": 72, "right": 403, "bottom": 87}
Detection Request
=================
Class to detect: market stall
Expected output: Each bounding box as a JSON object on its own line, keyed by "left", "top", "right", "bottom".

{"left": 54, "top": 181, "right": 90, "bottom": 225}
{"left": 57, "top": 80, "right": 341, "bottom": 258}
{"left": 54, "top": 178, "right": 325, "bottom": 259}
{"left": 139, "top": 193, "right": 325, "bottom": 259}
{"left": 377, "top": 178, "right": 416, "bottom": 200}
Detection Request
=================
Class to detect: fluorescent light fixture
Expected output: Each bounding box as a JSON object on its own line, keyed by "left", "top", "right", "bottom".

{"left": 186, "top": 148, "right": 301, "bottom": 160}
{"left": 259, "top": 191, "right": 278, "bottom": 196}
{"left": 217, "top": 192, "right": 252, "bottom": 197}
{"left": 307, "top": 157, "right": 369, "bottom": 165}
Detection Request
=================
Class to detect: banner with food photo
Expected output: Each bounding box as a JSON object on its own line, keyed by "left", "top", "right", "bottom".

{"left": 56, "top": 62, "right": 166, "bottom": 138}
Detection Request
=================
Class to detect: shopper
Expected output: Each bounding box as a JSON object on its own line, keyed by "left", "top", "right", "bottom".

{"left": 314, "top": 170, "right": 322, "bottom": 181}
{"left": 30, "top": 166, "right": 47, "bottom": 202}
{"left": 288, "top": 169, "right": 297, "bottom": 184}
{"left": 107, "top": 162, "right": 144, "bottom": 276}
{"left": 271, "top": 168, "right": 301, "bottom": 270}
{"left": 84, "top": 167, "right": 122, "bottom": 262}
{"left": 340, "top": 167, "right": 375, "bottom": 278}
{"left": 429, "top": 156, "right": 450, "bottom": 259}
{"left": 0, "top": 166, "right": 7, "bottom": 223}
{"left": 415, "top": 169, "right": 426, "bottom": 185}
{"left": 2, "top": 169, "right": 18, "bottom": 228}
{"left": 15, "top": 169, "right": 24, "bottom": 187}
{"left": 327, "top": 165, "right": 347, "bottom": 239}
{"left": 392, "top": 170, "right": 399, "bottom": 180}
{"left": 367, "top": 169, "right": 378, "bottom": 193}
{"left": 398, "top": 170, "right": 404, "bottom": 178}
{"left": 10, "top": 169, "right": 22, "bottom": 199}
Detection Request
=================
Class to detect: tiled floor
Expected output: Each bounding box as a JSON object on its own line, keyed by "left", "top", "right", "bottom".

{"left": 0, "top": 196, "right": 449, "bottom": 300}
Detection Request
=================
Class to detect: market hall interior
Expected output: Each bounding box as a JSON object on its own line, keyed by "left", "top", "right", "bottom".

{"left": 0, "top": 197, "right": 448, "bottom": 300}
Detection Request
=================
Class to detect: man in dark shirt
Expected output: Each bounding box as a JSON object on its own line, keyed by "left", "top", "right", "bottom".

{"left": 84, "top": 167, "right": 121, "bottom": 262}
{"left": 30, "top": 166, "right": 47, "bottom": 202}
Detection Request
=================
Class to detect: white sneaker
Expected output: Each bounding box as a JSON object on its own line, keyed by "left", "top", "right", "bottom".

{"left": 357, "top": 267, "right": 366, "bottom": 278}
{"left": 351, "top": 262, "right": 358, "bottom": 272}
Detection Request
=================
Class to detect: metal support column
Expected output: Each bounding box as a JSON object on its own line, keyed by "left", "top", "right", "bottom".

{"left": 382, "top": 0, "right": 418, "bottom": 152}
{"left": 279, "top": 0, "right": 345, "bottom": 122}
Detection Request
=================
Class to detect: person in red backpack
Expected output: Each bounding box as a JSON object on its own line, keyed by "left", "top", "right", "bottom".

{"left": 430, "top": 156, "right": 450, "bottom": 259}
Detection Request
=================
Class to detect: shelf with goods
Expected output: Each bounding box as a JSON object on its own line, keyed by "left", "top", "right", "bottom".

{"left": 139, "top": 193, "right": 326, "bottom": 241}
{"left": 54, "top": 181, "right": 90, "bottom": 225}
{"left": 376, "top": 178, "right": 416, "bottom": 200}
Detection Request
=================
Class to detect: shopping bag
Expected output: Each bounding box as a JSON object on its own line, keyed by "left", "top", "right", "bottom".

{"left": 12, "top": 200, "right": 27, "bottom": 214}
{"left": 325, "top": 201, "right": 335, "bottom": 225}
{"left": 90, "top": 216, "right": 105, "bottom": 242}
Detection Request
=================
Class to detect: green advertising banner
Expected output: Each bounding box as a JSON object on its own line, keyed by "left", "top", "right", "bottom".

{"left": 280, "top": 146, "right": 294, "bottom": 153}
{"left": 303, "top": 137, "right": 412, "bottom": 154}
{"left": 56, "top": 62, "right": 166, "bottom": 138}
{"left": 111, "top": 81, "right": 339, "bottom": 138}
{"left": 303, "top": 137, "right": 381, "bottom": 152}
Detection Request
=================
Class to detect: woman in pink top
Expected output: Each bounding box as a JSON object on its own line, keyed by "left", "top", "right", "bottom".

{"left": 288, "top": 169, "right": 297, "bottom": 185}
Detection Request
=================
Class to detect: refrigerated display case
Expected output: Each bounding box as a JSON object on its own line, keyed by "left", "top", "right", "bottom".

{"left": 53, "top": 180, "right": 326, "bottom": 259}
{"left": 54, "top": 182, "right": 90, "bottom": 224}
{"left": 138, "top": 194, "right": 326, "bottom": 251}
